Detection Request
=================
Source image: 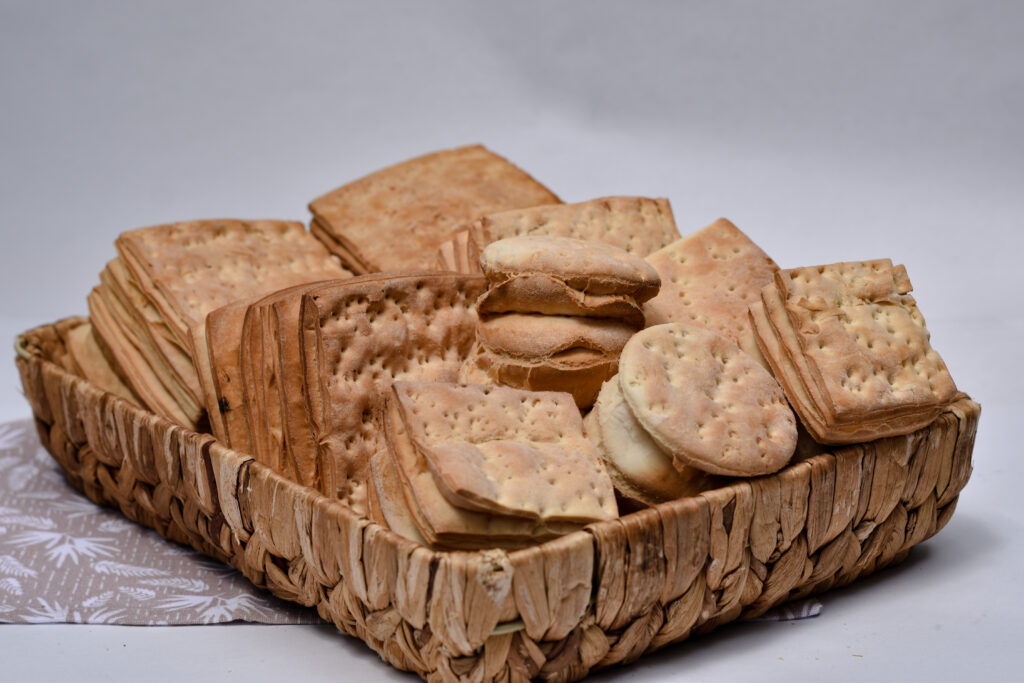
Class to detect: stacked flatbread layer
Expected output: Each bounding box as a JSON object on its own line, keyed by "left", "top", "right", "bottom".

{"left": 88, "top": 219, "right": 353, "bottom": 430}
{"left": 461, "top": 236, "right": 661, "bottom": 408}
{"left": 372, "top": 381, "right": 617, "bottom": 549}
{"left": 437, "top": 196, "right": 681, "bottom": 272}
{"left": 309, "top": 145, "right": 560, "bottom": 274}
{"left": 587, "top": 323, "right": 798, "bottom": 506}
{"left": 749, "top": 259, "right": 958, "bottom": 444}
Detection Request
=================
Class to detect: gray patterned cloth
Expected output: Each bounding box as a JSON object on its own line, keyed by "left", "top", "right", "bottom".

{"left": 0, "top": 419, "right": 320, "bottom": 625}
{"left": 0, "top": 418, "right": 820, "bottom": 625}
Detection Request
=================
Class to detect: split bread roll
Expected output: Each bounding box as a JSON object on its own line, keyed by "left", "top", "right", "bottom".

{"left": 479, "top": 235, "right": 662, "bottom": 301}
{"left": 616, "top": 323, "right": 798, "bottom": 477}
{"left": 749, "top": 260, "right": 958, "bottom": 444}
{"left": 376, "top": 381, "right": 617, "bottom": 549}
{"left": 462, "top": 235, "right": 660, "bottom": 408}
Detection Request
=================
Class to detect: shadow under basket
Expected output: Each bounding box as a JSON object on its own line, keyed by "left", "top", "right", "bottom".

{"left": 15, "top": 317, "right": 979, "bottom": 682}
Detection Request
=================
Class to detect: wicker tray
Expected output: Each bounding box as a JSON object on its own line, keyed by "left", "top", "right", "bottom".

{"left": 15, "top": 317, "right": 979, "bottom": 682}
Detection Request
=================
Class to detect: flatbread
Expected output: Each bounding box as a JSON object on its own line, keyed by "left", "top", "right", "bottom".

{"left": 309, "top": 145, "right": 560, "bottom": 273}
{"left": 392, "top": 381, "right": 617, "bottom": 523}
{"left": 643, "top": 218, "right": 778, "bottom": 366}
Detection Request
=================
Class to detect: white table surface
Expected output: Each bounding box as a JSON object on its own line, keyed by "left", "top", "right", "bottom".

{"left": 2, "top": 2, "right": 1021, "bottom": 680}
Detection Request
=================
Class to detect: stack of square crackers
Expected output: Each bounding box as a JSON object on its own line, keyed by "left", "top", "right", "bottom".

{"left": 750, "top": 260, "right": 958, "bottom": 443}
{"left": 73, "top": 143, "right": 961, "bottom": 549}
{"left": 87, "top": 219, "right": 352, "bottom": 431}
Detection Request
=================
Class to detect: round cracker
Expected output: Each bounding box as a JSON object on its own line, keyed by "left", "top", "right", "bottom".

{"left": 618, "top": 323, "right": 796, "bottom": 476}
{"left": 591, "top": 378, "right": 720, "bottom": 504}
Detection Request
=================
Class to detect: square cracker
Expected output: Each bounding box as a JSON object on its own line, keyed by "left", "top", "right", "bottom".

{"left": 300, "top": 272, "right": 487, "bottom": 508}
{"left": 473, "top": 196, "right": 679, "bottom": 257}
{"left": 116, "top": 219, "right": 352, "bottom": 347}
{"left": 308, "top": 145, "right": 560, "bottom": 273}
{"left": 391, "top": 381, "right": 617, "bottom": 523}
{"left": 382, "top": 395, "right": 580, "bottom": 549}
{"left": 643, "top": 218, "right": 778, "bottom": 364}
{"left": 774, "top": 259, "right": 957, "bottom": 420}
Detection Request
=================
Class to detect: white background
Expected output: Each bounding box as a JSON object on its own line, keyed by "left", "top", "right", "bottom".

{"left": 1, "top": 1, "right": 1021, "bottom": 680}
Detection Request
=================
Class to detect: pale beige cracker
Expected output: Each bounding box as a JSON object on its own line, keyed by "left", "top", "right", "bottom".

{"left": 382, "top": 396, "right": 579, "bottom": 549}
{"left": 477, "top": 313, "right": 636, "bottom": 360}
{"left": 97, "top": 263, "right": 201, "bottom": 416}
{"left": 369, "top": 449, "right": 428, "bottom": 545}
{"left": 116, "top": 218, "right": 351, "bottom": 347}
{"left": 476, "top": 274, "right": 645, "bottom": 326}
{"left": 618, "top": 323, "right": 797, "bottom": 476}
{"left": 65, "top": 322, "right": 140, "bottom": 404}
{"left": 309, "top": 145, "right": 560, "bottom": 273}
{"left": 472, "top": 196, "right": 679, "bottom": 257}
{"left": 480, "top": 235, "right": 661, "bottom": 299}
{"left": 459, "top": 345, "right": 617, "bottom": 410}
{"left": 590, "top": 378, "right": 723, "bottom": 506}
{"left": 643, "top": 218, "right": 778, "bottom": 366}
{"left": 392, "top": 381, "right": 617, "bottom": 523}
{"left": 88, "top": 288, "right": 197, "bottom": 427}
{"left": 301, "top": 272, "right": 487, "bottom": 508}
{"left": 103, "top": 258, "right": 201, "bottom": 402}
{"left": 774, "top": 260, "right": 957, "bottom": 421}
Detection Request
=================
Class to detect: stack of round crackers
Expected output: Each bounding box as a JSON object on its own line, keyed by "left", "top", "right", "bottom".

{"left": 460, "top": 235, "right": 661, "bottom": 408}
{"left": 586, "top": 322, "right": 799, "bottom": 506}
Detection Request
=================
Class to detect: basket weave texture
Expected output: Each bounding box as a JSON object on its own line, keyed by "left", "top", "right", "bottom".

{"left": 16, "top": 318, "right": 979, "bottom": 682}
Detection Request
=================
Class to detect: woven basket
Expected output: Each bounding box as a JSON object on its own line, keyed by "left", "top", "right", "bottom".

{"left": 15, "top": 317, "right": 979, "bottom": 682}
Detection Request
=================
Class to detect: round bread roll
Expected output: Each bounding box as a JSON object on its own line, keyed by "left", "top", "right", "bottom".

{"left": 480, "top": 235, "right": 661, "bottom": 300}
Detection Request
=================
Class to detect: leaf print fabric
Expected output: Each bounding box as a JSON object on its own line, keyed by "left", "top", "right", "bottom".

{"left": 0, "top": 419, "right": 320, "bottom": 625}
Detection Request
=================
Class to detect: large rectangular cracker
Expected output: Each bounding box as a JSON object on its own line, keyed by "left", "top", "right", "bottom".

{"left": 116, "top": 219, "right": 352, "bottom": 347}
{"left": 382, "top": 396, "right": 573, "bottom": 549}
{"left": 775, "top": 260, "right": 957, "bottom": 421}
{"left": 473, "top": 196, "right": 679, "bottom": 257}
{"left": 300, "top": 272, "right": 487, "bottom": 509}
{"left": 643, "top": 218, "right": 778, "bottom": 364}
{"left": 308, "top": 145, "right": 560, "bottom": 273}
{"left": 392, "top": 381, "right": 617, "bottom": 523}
